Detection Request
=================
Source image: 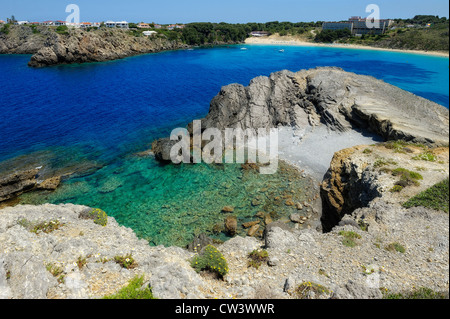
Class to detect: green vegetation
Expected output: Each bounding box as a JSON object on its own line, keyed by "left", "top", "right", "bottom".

{"left": 403, "top": 179, "right": 449, "bottom": 213}
{"left": 76, "top": 256, "right": 87, "bottom": 270}
{"left": 363, "top": 148, "right": 373, "bottom": 154}
{"left": 247, "top": 249, "right": 269, "bottom": 269}
{"left": 392, "top": 168, "right": 423, "bottom": 187}
{"left": 315, "top": 29, "right": 351, "bottom": 43}
{"left": 294, "top": 281, "right": 330, "bottom": 299}
{"left": 412, "top": 151, "right": 437, "bottom": 162}
{"left": 114, "top": 254, "right": 137, "bottom": 269}
{"left": 0, "top": 23, "right": 10, "bottom": 35}
{"left": 46, "top": 263, "right": 65, "bottom": 283}
{"left": 18, "top": 219, "right": 65, "bottom": 234}
{"left": 385, "top": 242, "right": 406, "bottom": 253}
{"left": 383, "top": 287, "right": 448, "bottom": 299}
{"left": 103, "top": 276, "right": 156, "bottom": 299}
{"left": 55, "top": 25, "right": 69, "bottom": 35}
{"left": 79, "top": 208, "right": 108, "bottom": 226}
{"left": 374, "top": 158, "right": 398, "bottom": 168}
{"left": 191, "top": 245, "right": 228, "bottom": 278}
{"left": 338, "top": 231, "right": 361, "bottom": 247}
{"left": 390, "top": 185, "right": 404, "bottom": 193}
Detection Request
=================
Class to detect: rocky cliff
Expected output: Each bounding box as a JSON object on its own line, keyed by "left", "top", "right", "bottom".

{"left": 0, "top": 25, "right": 50, "bottom": 54}
{"left": 153, "top": 67, "right": 449, "bottom": 161}
{"left": 202, "top": 67, "right": 449, "bottom": 144}
{"left": 1, "top": 197, "right": 448, "bottom": 299}
{"left": 320, "top": 143, "right": 449, "bottom": 231}
{"left": 28, "top": 28, "right": 187, "bottom": 67}
{"left": 0, "top": 25, "right": 187, "bottom": 67}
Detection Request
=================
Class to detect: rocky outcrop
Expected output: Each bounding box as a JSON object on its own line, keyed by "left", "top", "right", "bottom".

{"left": 28, "top": 28, "right": 187, "bottom": 67}
{"left": 0, "top": 169, "right": 39, "bottom": 203}
{"left": 1, "top": 25, "right": 188, "bottom": 67}
{"left": 1, "top": 195, "right": 448, "bottom": 299}
{"left": 153, "top": 67, "right": 448, "bottom": 160}
{"left": 320, "top": 143, "right": 449, "bottom": 231}
{"left": 0, "top": 25, "right": 50, "bottom": 54}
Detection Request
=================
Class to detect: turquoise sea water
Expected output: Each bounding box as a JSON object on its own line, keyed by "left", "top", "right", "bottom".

{"left": 0, "top": 45, "right": 448, "bottom": 246}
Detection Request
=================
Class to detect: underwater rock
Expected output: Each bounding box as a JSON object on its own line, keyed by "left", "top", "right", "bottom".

{"left": 224, "top": 215, "right": 237, "bottom": 236}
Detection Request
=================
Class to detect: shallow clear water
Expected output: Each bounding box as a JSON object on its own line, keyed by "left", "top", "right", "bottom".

{"left": 1, "top": 45, "right": 448, "bottom": 246}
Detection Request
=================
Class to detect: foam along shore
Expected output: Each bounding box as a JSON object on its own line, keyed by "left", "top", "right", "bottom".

{"left": 245, "top": 36, "right": 450, "bottom": 58}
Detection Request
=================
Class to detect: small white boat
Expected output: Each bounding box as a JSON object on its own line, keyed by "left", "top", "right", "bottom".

{"left": 279, "top": 49, "right": 285, "bottom": 52}
{"left": 240, "top": 47, "right": 248, "bottom": 50}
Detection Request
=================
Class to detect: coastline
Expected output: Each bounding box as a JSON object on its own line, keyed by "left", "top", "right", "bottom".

{"left": 245, "top": 36, "right": 450, "bottom": 58}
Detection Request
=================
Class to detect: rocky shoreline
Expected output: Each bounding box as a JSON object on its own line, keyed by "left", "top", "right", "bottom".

{"left": 0, "top": 67, "right": 449, "bottom": 299}
{"left": 0, "top": 25, "right": 243, "bottom": 67}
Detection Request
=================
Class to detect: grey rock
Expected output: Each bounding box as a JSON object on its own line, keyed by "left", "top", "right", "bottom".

{"left": 332, "top": 280, "right": 383, "bottom": 299}
{"left": 265, "top": 226, "right": 296, "bottom": 250}
{"left": 0, "top": 258, "right": 12, "bottom": 299}
{"left": 149, "top": 263, "right": 204, "bottom": 299}
{"left": 0, "top": 168, "right": 39, "bottom": 203}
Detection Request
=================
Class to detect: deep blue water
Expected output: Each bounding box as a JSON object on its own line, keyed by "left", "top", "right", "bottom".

{"left": 0, "top": 45, "right": 448, "bottom": 163}
{"left": 0, "top": 45, "right": 448, "bottom": 246}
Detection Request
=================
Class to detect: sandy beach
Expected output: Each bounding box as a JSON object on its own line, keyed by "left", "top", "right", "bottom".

{"left": 245, "top": 35, "right": 450, "bottom": 58}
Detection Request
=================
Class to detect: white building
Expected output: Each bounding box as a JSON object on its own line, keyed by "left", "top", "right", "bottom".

{"left": 143, "top": 30, "right": 157, "bottom": 36}
{"left": 105, "top": 21, "right": 129, "bottom": 29}
{"left": 14, "top": 21, "right": 29, "bottom": 25}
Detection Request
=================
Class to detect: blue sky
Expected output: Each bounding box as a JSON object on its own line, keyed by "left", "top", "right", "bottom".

{"left": 1, "top": 0, "right": 448, "bottom": 23}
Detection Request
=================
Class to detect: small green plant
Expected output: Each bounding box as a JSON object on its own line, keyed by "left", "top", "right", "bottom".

{"left": 392, "top": 168, "right": 423, "bottom": 187}
{"left": 76, "top": 256, "right": 87, "bottom": 270}
{"left": 382, "top": 287, "right": 448, "bottom": 299}
{"left": 247, "top": 249, "right": 269, "bottom": 269}
{"left": 294, "top": 281, "right": 330, "bottom": 299}
{"left": 114, "top": 254, "right": 137, "bottom": 269}
{"left": 21, "top": 219, "right": 65, "bottom": 234}
{"left": 412, "top": 151, "right": 436, "bottom": 162}
{"left": 103, "top": 276, "right": 156, "bottom": 299}
{"left": 79, "top": 208, "right": 108, "bottom": 226}
{"left": 46, "top": 263, "right": 65, "bottom": 283}
{"left": 358, "top": 219, "right": 369, "bottom": 231}
{"left": 403, "top": 179, "right": 449, "bottom": 213}
{"left": 191, "top": 245, "right": 228, "bottom": 278}
{"left": 390, "top": 185, "right": 404, "bottom": 193}
{"left": 338, "top": 231, "right": 361, "bottom": 247}
{"left": 363, "top": 148, "right": 373, "bottom": 154}
{"left": 374, "top": 158, "right": 398, "bottom": 168}
{"left": 318, "top": 269, "right": 330, "bottom": 278}
{"left": 385, "top": 242, "right": 406, "bottom": 253}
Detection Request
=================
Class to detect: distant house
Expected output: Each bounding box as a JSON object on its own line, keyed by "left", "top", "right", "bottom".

{"left": 14, "top": 21, "right": 29, "bottom": 25}
{"left": 167, "top": 24, "right": 176, "bottom": 30}
{"left": 0, "top": 20, "right": 5, "bottom": 25}
{"left": 322, "top": 16, "right": 393, "bottom": 36}
{"left": 92, "top": 22, "right": 101, "bottom": 28}
{"left": 41, "top": 21, "right": 54, "bottom": 26}
{"left": 80, "top": 22, "right": 93, "bottom": 28}
{"left": 53, "top": 20, "right": 66, "bottom": 26}
{"left": 105, "top": 21, "right": 129, "bottom": 29}
{"left": 250, "top": 31, "right": 270, "bottom": 37}
{"left": 115, "top": 21, "right": 129, "bottom": 29}
{"left": 30, "top": 22, "right": 40, "bottom": 26}
{"left": 138, "top": 23, "right": 151, "bottom": 29}
{"left": 153, "top": 24, "right": 162, "bottom": 29}
{"left": 143, "top": 30, "right": 157, "bottom": 36}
